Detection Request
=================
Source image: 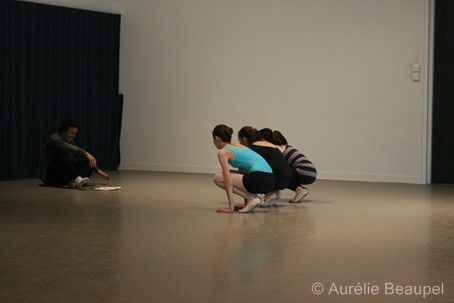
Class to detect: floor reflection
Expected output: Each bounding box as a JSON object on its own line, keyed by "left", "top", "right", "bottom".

{"left": 212, "top": 206, "right": 315, "bottom": 294}
{"left": 427, "top": 186, "right": 454, "bottom": 293}
{"left": 0, "top": 181, "right": 122, "bottom": 302}
{"left": 1, "top": 172, "right": 454, "bottom": 302}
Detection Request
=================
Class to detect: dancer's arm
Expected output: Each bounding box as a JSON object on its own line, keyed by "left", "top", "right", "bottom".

{"left": 216, "top": 150, "right": 234, "bottom": 213}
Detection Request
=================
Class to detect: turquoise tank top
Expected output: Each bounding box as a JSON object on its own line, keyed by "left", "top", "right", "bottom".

{"left": 225, "top": 145, "right": 272, "bottom": 174}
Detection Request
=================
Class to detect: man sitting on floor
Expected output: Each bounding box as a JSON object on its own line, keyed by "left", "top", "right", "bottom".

{"left": 40, "top": 118, "right": 111, "bottom": 189}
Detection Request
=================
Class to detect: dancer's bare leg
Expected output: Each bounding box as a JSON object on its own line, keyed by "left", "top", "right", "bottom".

{"left": 214, "top": 173, "right": 257, "bottom": 209}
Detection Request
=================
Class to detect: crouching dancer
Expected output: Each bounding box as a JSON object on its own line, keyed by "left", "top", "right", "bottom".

{"left": 39, "top": 118, "right": 111, "bottom": 189}
{"left": 261, "top": 129, "right": 316, "bottom": 203}
{"left": 212, "top": 124, "right": 274, "bottom": 213}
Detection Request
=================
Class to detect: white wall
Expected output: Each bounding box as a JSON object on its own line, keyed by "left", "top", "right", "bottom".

{"left": 117, "top": 0, "right": 429, "bottom": 183}
{"left": 23, "top": 0, "right": 120, "bottom": 13}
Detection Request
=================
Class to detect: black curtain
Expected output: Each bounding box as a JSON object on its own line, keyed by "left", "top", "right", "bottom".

{"left": 432, "top": 0, "right": 454, "bottom": 183}
{"left": 0, "top": 1, "right": 122, "bottom": 181}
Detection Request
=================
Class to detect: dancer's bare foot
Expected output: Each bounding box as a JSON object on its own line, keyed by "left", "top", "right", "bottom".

{"left": 238, "top": 197, "right": 262, "bottom": 213}
{"left": 290, "top": 186, "right": 309, "bottom": 203}
{"left": 234, "top": 203, "right": 245, "bottom": 211}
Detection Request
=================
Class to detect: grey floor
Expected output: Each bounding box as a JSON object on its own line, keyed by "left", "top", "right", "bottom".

{"left": 1, "top": 171, "right": 453, "bottom": 303}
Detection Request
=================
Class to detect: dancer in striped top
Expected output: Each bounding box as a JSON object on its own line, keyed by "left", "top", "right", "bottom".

{"left": 260, "top": 128, "right": 317, "bottom": 203}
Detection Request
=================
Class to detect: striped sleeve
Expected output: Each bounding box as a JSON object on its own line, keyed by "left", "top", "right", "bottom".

{"left": 283, "top": 145, "right": 317, "bottom": 177}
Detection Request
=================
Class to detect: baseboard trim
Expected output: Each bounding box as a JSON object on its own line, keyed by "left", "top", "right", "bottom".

{"left": 316, "top": 172, "right": 424, "bottom": 184}
{"left": 120, "top": 162, "right": 220, "bottom": 174}
{"left": 120, "top": 163, "right": 424, "bottom": 184}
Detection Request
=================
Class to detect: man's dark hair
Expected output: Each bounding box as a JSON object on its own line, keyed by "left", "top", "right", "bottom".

{"left": 58, "top": 118, "right": 80, "bottom": 133}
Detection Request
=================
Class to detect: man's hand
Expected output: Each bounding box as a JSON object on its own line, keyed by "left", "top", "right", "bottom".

{"left": 97, "top": 169, "right": 111, "bottom": 181}
{"left": 85, "top": 152, "right": 97, "bottom": 168}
